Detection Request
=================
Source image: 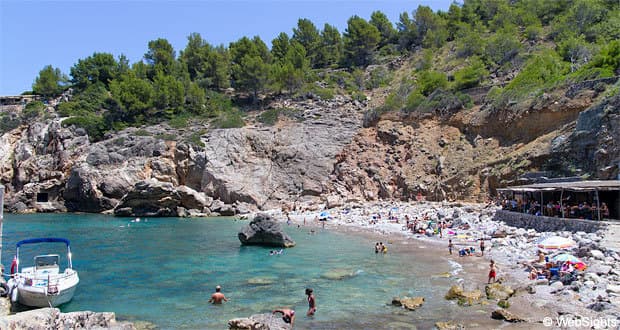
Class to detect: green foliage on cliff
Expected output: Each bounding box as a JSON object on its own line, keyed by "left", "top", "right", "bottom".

{"left": 34, "top": 0, "right": 620, "bottom": 139}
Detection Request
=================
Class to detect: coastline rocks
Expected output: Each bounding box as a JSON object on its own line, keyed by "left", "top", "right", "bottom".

{"left": 490, "top": 309, "right": 524, "bottom": 322}
{"left": 391, "top": 296, "right": 425, "bottom": 310}
{"left": 435, "top": 321, "right": 464, "bottom": 330}
{"left": 114, "top": 179, "right": 212, "bottom": 217}
{"left": 445, "top": 285, "right": 482, "bottom": 306}
{"left": 228, "top": 313, "right": 291, "bottom": 330}
{"left": 238, "top": 213, "right": 296, "bottom": 248}
{"left": 485, "top": 283, "right": 514, "bottom": 300}
{"left": 0, "top": 308, "right": 135, "bottom": 330}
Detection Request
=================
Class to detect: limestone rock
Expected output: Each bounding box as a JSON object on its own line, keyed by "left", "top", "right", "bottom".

{"left": 491, "top": 309, "right": 524, "bottom": 322}
{"left": 485, "top": 283, "right": 514, "bottom": 300}
{"left": 590, "top": 250, "right": 605, "bottom": 260}
{"left": 114, "top": 179, "right": 211, "bottom": 217}
{"left": 435, "top": 321, "right": 464, "bottom": 330}
{"left": 392, "top": 296, "right": 425, "bottom": 310}
{"left": 0, "top": 308, "right": 135, "bottom": 330}
{"left": 445, "top": 285, "right": 482, "bottom": 306}
{"left": 229, "top": 313, "right": 291, "bottom": 330}
{"left": 238, "top": 213, "right": 296, "bottom": 247}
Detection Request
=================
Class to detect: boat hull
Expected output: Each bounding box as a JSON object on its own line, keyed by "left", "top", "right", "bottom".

{"left": 18, "top": 283, "right": 77, "bottom": 307}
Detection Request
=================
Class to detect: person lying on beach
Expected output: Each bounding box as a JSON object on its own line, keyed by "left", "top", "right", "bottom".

{"left": 272, "top": 308, "right": 295, "bottom": 327}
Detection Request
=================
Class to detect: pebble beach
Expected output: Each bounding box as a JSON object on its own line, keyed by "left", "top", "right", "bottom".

{"left": 273, "top": 200, "right": 620, "bottom": 329}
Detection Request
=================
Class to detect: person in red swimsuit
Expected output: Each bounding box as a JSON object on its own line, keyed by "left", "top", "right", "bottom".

{"left": 488, "top": 260, "right": 497, "bottom": 284}
{"left": 305, "top": 288, "right": 316, "bottom": 316}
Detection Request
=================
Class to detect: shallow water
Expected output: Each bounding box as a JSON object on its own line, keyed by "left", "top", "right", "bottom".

{"left": 2, "top": 214, "right": 464, "bottom": 329}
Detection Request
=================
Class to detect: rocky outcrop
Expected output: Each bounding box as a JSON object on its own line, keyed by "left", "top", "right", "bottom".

{"left": 445, "top": 285, "right": 483, "bottom": 306}
{"left": 1, "top": 95, "right": 363, "bottom": 214}
{"left": 391, "top": 296, "right": 425, "bottom": 310}
{"left": 238, "top": 213, "right": 296, "bottom": 247}
{"left": 228, "top": 313, "right": 291, "bottom": 330}
{"left": 490, "top": 309, "right": 525, "bottom": 322}
{"left": 0, "top": 307, "right": 135, "bottom": 329}
{"left": 114, "top": 179, "right": 212, "bottom": 217}
{"left": 485, "top": 283, "right": 514, "bottom": 300}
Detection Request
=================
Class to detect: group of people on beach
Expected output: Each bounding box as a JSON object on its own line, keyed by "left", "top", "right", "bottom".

{"left": 501, "top": 197, "right": 610, "bottom": 220}
{"left": 208, "top": 285, "right": 316, "bottom": 327}
{"left": 522, "top": 250, "right": 582, "bottom": 283}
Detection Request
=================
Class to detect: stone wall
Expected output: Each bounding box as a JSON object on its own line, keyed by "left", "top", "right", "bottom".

{"left": 494, "top": 210, "right": 607, "bottom": 233}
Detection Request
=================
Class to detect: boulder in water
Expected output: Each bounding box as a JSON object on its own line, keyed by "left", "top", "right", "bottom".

{"left": 392, "top": 296, "right": 425, "bottom": 310}
{"left": 229, "top": 313, "right": 291, "bottom": 330}
{"left": 238, "top": 213, "right": 296, "bottom": 248}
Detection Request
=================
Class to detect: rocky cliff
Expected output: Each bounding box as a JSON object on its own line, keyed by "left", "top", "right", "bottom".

{"left": 0, "top": 95, "right": 364, "bottom": 215}
{"left": 1, "top": 78, "right": 618, "bottom": 214}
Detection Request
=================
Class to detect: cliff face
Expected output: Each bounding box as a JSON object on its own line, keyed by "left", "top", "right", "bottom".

{"left": 0, "top": 96, "right": 363, "bottom": 214}
{"left": 0, "top": 82, "right": 618, "bottom": 213}
{"left": 327, "top": 82, "right": 619, "bottom": 203}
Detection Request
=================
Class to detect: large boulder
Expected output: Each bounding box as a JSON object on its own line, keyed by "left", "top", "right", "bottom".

{"left": 114, "top": 179, "right": 211, "bottom": 217}
{"left": 485, "top": 283, "right": 514, "bottom": 300}
{"left": 445, "top": 285, "right": 482, "bottom": 306}
{"left": 238, "top": 213, "right": 296, "bottom": 247}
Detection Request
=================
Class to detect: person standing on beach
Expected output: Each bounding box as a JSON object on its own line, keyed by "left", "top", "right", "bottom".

{"left": 480, "top": 239, "right": 485, "bottom": 256}
{"left": 306, "top": 288, "right": 316, "bottom": 316}
{"left": 488, "top": 260, "right": 497, "bottom": 284}
{"left": 209, "top": 285, "right": 228, "bottom": 304}
{"left": 448, "top": 239, "right": 453, "bottom": 255}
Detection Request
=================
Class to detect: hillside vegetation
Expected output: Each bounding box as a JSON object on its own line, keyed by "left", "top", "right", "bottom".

{"left": 3, "top": 0, "right": 617, "bottom": 140}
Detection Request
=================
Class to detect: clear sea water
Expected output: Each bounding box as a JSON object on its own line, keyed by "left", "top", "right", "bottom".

{"left": 1, "top": 213, "right": 463, "bottom": 329}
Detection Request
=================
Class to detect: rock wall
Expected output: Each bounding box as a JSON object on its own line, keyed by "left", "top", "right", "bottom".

{"left": 0, "top": 95, "right": 363, "bottom": 214}
{"left": 494, "top": 210, "right": 607, "bottom": 233}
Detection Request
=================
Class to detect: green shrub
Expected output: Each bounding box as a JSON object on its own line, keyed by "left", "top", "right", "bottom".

{"left": 62, "top": 114, "right": 107, "bottom": 141}
{"left": 214, "top": 110, "right": 245, "bottom": 129}
{"left": 258, "top": 108, "right": 281, "bottom": 126}
{"left": 134, "top": 129, "right": 151, "bottom": 136}
{"left": 0, "top": 113, "right": 21, "bottom": 134}
{"left": 366, "top": 66, "right": 393, "bottom": 89}
{"left": 404, "top": 91, "right": 426, "bottom": 112}
{"left": 310, "top": 86, "right": 335, "bottom": 100}
{"left": 168, "top": 114, "right": 190, "bottom": 129}
{"left": 453, "top": 58, "right": 488, "bottom": 90}
{"left": 187, "top": 130, "right": 206, "bottom": 147}
{"left": 417, "top": 70, "right": 449, "bottom": 96}
{"left": 22, "top": 101, "right": 46, "bottom": 120}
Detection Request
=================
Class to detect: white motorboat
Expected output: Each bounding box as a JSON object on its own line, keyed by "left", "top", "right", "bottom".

{"left": 7, "top": 237, "right": 79, "bottom": 307}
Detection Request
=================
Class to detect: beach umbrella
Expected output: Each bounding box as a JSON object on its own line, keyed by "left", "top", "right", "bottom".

{"left": 319, "top": 211, "right": 329, "bottom": 220}
{"left": 537, "top": 236, "right": 576, "bottom": 250}
{"left": 552, "top": 253, "right": 582, "bottom": 264}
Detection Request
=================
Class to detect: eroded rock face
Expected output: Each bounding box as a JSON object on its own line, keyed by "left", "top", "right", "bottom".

{"left": 0, "top": 307, "right": 135, "bottom": 330}
{"left": 113, "top": 179, "right": 211, "bottom": 217}
{"left": 238, "top": 213, "right": 296, "bottom": 247}
{"left": 1, "top": 96, "right": 362, "bottom": 214}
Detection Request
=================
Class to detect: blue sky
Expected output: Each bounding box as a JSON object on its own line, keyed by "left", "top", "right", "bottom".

{"left": 0, "top": 0, "right": 453, "bottom": 95}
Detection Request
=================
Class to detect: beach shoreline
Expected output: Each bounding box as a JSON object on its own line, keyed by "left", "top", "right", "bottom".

{"left": 267, "top": 200, "right": 620, "bottom": 329}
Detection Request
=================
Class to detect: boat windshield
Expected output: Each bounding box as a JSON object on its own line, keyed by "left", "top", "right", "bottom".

{"left": 35, "top": 255, "right": 60, "bottom": 269}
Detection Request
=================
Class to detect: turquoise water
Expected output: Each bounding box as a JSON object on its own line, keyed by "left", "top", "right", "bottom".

{"left": 2, "top": 214, "right": 459, "bottom": 329}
